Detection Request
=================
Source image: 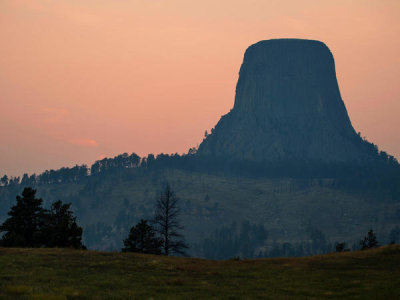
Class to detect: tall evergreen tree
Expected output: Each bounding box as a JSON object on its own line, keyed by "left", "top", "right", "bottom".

{"left": 153, "top": 184, "right": 188, "bottom": 256}
{"left": 0, "top": 187, "right": 44, "bottom": 247}
{"left": 122, "top": 219, "right": 162, "bottom": 254}
{"left": 0, "top": 188, "right": 84, "bottom": 249}
{"left": 42, "top": 200, "right": 85, "bottom": 249}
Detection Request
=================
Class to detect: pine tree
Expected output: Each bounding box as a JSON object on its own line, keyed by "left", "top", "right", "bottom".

{"left": 0, "top": 188, "right": 85, "bottom": 249}
{"left": 42, "top": 200, "right": 85, "bottom": 249}
{"left": 122, "top": 219, "right": 162, "bottom": 254}
{"left": 0, "top": 187, "right": 44, "bottom": 247}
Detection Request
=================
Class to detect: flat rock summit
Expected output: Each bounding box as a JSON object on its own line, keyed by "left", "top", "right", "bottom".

{"left": 198, "top": 39, "right": 381, "bottom": 162}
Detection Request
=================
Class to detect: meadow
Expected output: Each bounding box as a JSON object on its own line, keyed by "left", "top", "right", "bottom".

{"left": 0, "top": 245, "right": 399, "bottom": 299}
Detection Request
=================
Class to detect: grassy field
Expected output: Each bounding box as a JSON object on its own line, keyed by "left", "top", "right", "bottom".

{"left": 0, "top": 246, "right": 399, "bottom": 299}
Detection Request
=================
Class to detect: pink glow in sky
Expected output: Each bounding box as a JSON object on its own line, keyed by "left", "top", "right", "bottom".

{"left": 0, "top": 0, "right": 399, "bottom": 176}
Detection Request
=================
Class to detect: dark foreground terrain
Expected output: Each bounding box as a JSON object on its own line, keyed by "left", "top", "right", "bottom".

{"left": 0, "top": 246, "right": 399, "bottom": 299}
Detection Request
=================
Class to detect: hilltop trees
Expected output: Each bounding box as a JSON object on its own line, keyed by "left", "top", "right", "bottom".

{"left": 0, "top": 187, "right": 84, "bottom": 249}
{"left": 1, "top": 175, "right": 9, "bottom": 186}
{"left": 201, "top": 221, "right": 268, "bottom": 259}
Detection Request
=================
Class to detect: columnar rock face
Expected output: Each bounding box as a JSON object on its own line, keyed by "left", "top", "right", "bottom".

{"left": 198, "top": 39, "right": 378, "bottom": 162}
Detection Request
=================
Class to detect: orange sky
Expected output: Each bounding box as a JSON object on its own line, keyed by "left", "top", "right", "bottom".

{"left": 0, "top": 0, "right": 399, "bottom": 176}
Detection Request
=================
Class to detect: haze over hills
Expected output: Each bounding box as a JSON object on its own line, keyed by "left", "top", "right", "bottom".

{"left": 198, "top": 39, "right": 389, "bottom": 163}
{"left": 0, "top": 39, "right": 399, "bottom": 256}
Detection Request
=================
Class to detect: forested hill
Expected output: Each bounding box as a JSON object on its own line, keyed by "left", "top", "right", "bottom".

{"left": 1, "top": 152, "right": 400, "bottom": 256}
{"left": 1, "top": 150, "right": 399, "bottom": 190}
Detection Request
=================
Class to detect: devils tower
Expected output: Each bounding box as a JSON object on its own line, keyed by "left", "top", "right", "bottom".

{"left": 198, "top": 39, "right": 382, "bottom": 162}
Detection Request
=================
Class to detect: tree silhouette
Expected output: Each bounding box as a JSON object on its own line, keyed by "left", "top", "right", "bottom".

{"left": 335, "top": 242, "right": 346, "bottom": 252}
{"left": 360, "top": 229, "right": 378, "bottom": 250}
{"left": 0, "top": 188, "right": 84, "bottom": 249}
{"left": 153, "top": 184, "right": 188, "bottom": 256}
{"left": 0, "top": 187, "right": 44, "bottom": 247}
{"left": 122, "top": 219, "right": 162, "bottom": 254}
{"left": 42, "top": 200, "right": 85, "bottom": 249}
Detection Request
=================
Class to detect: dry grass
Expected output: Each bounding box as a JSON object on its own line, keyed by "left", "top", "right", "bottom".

{"left": 0, "top": 245, "right": 399, "bottom": 299}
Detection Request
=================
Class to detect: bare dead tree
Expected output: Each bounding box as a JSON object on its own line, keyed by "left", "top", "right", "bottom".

{"left": 153, "top": 184, "right": 188, "bottom": 256}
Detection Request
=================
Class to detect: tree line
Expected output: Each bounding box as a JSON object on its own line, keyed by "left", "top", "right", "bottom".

{"left": 197, "top": 225, "right": 400, "bottom": 259}
{"left": 0, "top": 185, "right": 188, "bottom": 256}
{"left": 1, "top": 149, "right": 399, "bottom": 201}
{"left": 199, "top": 221, "right": 268, "bottom": 259}
{"left": 1, "top": 186, "right": 399, "bottom": 258}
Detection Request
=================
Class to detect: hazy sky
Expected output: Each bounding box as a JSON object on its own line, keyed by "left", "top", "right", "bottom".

{"left": 1, "top": 0, "right": 399, "bottom": 176}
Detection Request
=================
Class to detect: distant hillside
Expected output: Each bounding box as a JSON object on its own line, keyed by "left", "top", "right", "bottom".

{"left": 1, "top": 246, "right": 399, "bottom": 299}
{"left": 1, "top": 167, "right": 399, "bottom": 256}
{"left": 1, "top": 39, "right": 399, "bottom": 257}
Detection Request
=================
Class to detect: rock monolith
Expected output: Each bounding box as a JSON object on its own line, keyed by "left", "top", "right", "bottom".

{"left": 198, "top": 39, "right": 380, "bottom": 162}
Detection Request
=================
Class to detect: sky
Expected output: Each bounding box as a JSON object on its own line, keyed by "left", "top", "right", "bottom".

{"left": 0, "top": 0, "right": 399, "bottom": 176}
